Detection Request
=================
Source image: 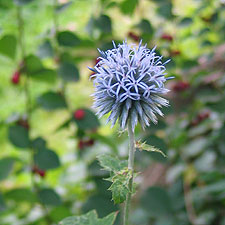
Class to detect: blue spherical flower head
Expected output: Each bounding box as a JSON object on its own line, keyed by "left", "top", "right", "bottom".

{"left": 89, "top": 40, "right": 172, "bottom": 131}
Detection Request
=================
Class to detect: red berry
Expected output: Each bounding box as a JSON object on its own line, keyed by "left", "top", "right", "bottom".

{"left": 170, "top": 50, "right": 181, "bottom": 56}
{"left": 86, "top": 139, "right": 95, "bottom": 146}
{"left": 17, "top": 119, "right": 29, "bottom": 129}
{"left": 197, "top": 111, "right": 210, "bottom": 121}
{"left": 128, "top": 32, "right": 140, "bottom": 42}
{"left": 161, "top": 33, "right": 173, "bottom": 42}
{"left": 173, "top": 81, "right": 190, "bottom": 92}
{"left": 78, "top": 140, "right": 85, "bottom": 150}
{"left": 32, "top": 166, "right": 46, "bottom": 178}
{"left": 74, "top": 109, "right": 85, "bottom": 120}
{"left": 191, "top": 111, "right": 210, "bottom": 127}
{"left": 38, "top": 170, "right": 46, "bottom": 177}
{"left": 11, "top": 71, "right": 20, "bottom": 84}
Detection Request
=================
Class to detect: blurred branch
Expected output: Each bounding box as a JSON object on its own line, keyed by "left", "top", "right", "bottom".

{"left": 17, "top": 6, "right": 31, "bottom": 120}
{"left": 53, "top": 0, "right": 59, "bottom": 34}
{"left": 183, "top": 179, "right": 198, "bottom": 225}
{"left": 17, "top": 6, "right": 53, "bottom": 225}
{"left": 16, "top": 6, "right": 25, "bottom": 59}
{"left": 52, "top": 0, "right": 67, "bottom": 95}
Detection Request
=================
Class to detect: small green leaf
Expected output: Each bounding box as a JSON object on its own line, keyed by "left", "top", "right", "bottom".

{"left": 73, "top": 108, "right": 100, "bottom": 130}
{"left": 49, "top": 206, "right": 72, "bottom": 223}
{"left": 25, "top": 55, "right": 57, "bottom": 83}
{"left": 59, "top": 210, "right": 117, "bottom": 225}
{"left": 136, "top": 19, "right": 153, "bottom": 34}
{"left": 38, "top": 188, "right": 61, "bottom": 206}
{"left": 0, "top": 157, "right": 15, "bottom": 181}
{"left": 86, "top": 16, "right": 97, "bottom": 37}
{"left": 98, "top": 154, "right": 127, "bottom": 172}
{"left": 5, "top": 188, "right": 37, "bottom": 202}
{"left": 157, "top": 1, "right": 173, "bottom": 19}
{"left": 31, "top": 137, "right": 47, "bottom": 150}
{"left": 58, "top": 62, "right": 80, "bottom": 82}
{"left": 25, "top": 54, "right": 43, "bottom": 73}
{"left": 120, "top": 0, "right": 138, "bottom": 15}
{"left": 57, "top": 31, "right": 80, "bottom": 47}
{"left": 95, "top": 15, "right": 112, "bottom": 34}
{"left": 30, "top": 69, "right": 57, "bottom": 83}
{"left": 136, "top": 141, "right": 167, "bottom": 157}
{"left": 179, "top": 17, "right": 193, "bottom": 27}
{"left": 37, "top": 40, "right": 54, "bottom": 58}
{"left": 37, "top": 91, "right": 67, "bottom": 110}
{"left": 0, "top": 34, "right": 17, "bottom": 59}
{"left": 34, "top": 148, "right": 60, "bottom": 170}
{"left": 8, "top": 125, "right": 30, "bottom": 149}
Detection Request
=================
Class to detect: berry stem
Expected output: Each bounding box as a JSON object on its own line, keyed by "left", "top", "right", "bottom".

{"left": 17, "top": 6, "right": 52, "bottom": 224}
{"left": 52, "top": 0, "right": 66, "bottom": 94}
{"left": 17, "top": 6, "right": 31, "bottom": 119}
{"left": 123, "top": 119, "right": 135, "bottom": 225}
{"left": 53, "top": 0, "right": 59, "bottom": 33}
{"left": 17, "top": 6, "right": 25, "bottom": 59}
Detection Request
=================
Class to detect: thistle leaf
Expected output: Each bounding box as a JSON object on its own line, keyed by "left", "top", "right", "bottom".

{"left": 136, "top": 140, "right": 167, "bottom": 157}
{"left": 97, "top": 154, "right": 127, "bottom": 172}
{"left": 98, "top": 155, "right": 135, "bottom": 204}
{"left": 59, "top": 210, "right": 117, "bottom": 225}
{"left": 108, "top": 168, "right": 132, "bottom": 204}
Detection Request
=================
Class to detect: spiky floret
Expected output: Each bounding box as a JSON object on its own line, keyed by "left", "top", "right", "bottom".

{"left": 89, "top": 40, "right": 172, "bottom": 131}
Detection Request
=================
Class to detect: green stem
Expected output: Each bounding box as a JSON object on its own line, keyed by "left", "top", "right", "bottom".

{"left": 17, "top": 6, "right": 52, "bottom": 224}
{"left": 53, "top": 0, "right": 59, "bottom": 35}
{"left": 52, "top": 0, "right": 67, "bottom": 95}
{"left": 17, "top": 6, "right": 25, "bottom": 59}
{"left": 123, "top": 119, "right": 135, "bottom": 225}
{"left": 17, "top": 6, "right": 31, "bottom": 119}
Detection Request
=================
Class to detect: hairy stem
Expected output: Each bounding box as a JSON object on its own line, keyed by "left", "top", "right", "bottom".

{"left": 123, "top": 119, "right": 135, "bottom": 225}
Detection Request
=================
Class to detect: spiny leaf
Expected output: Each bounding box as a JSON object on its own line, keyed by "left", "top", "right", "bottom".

{"left": 135, "top": 140, "right": 167, "bottom": 157}
{"left": 109, "top": 179, "right": 129, "bottom": 204}
{"left": 97, "top": 154, "right": 127, "bottom": 172}
{"left": 108, "top": 168, "right": 132, "bottom": 204}
{"left": 59, "top": 210, "right": 117, "bottom": 225}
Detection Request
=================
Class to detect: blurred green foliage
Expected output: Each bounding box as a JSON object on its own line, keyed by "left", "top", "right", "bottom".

{"left": 0, "top": 0, "right": 225, "bottom": 224}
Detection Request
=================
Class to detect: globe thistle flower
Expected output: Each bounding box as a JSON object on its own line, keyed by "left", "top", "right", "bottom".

{"left": 89, "top": 40, "right": 173, "bottom": 131}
